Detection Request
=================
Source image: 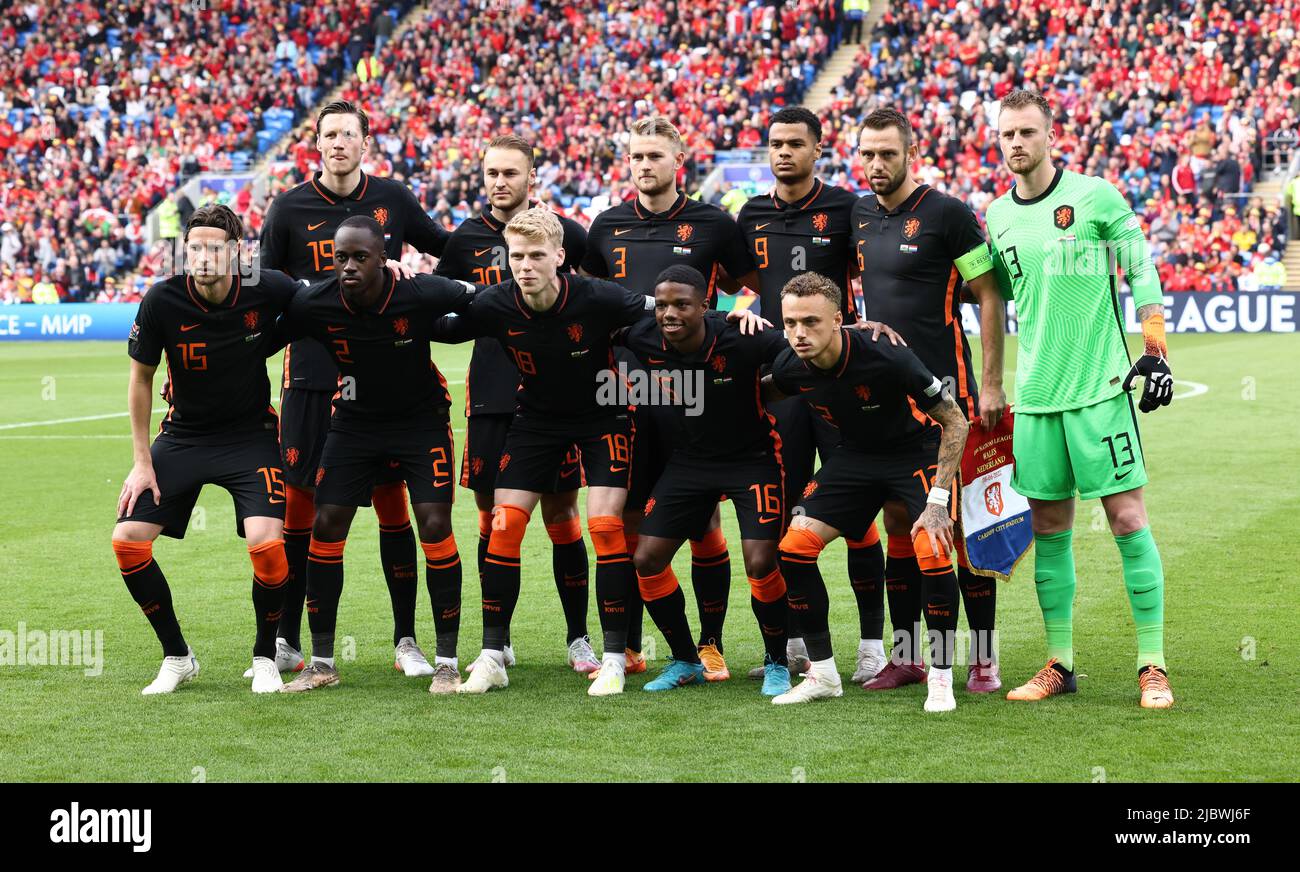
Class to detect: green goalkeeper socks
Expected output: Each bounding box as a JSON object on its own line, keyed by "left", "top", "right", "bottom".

{"left": 1116, "top": 527, "right": 1166, "bottom": 671}
{"left": 1033, "top": 530, "right": 1076, "bottom": 672}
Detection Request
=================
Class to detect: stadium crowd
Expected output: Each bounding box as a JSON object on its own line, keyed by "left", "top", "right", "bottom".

{"left": 1, "top": 0, "right": 1297, "bottom": 302}
{"left": 0, "top": 0, "right": 412, "bottom": 303}
{"left": 818, "top": 0, "right": 1300, "bottom": 291}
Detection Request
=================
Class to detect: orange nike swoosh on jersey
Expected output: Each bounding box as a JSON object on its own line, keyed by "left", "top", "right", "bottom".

{"left": 308, "top": 221, "right": 327, "bottom": 231}
{"left": 559, "top": 467, "right": 578, "bottom": 478}
{"left": 609, "top": 466, "right": 626, "bottom": 473}
{"left": 433, "top": 481, "right": 449, "bottom": 488}
{"left": 758, "top": 515, "right": 777, "bottom": 524}
{"left": 328, "top": 326, "right": 346, "bottom": 333}
{"left": 507, "top": 329, "right": 526, "bottom": 336}
{"left": 648, "top": 357, "right": 666, "bottom": 364}
{"left": 180, "top": 323, "right": 200, "bottom": 332}
{"left": 755, "top": 222, "right": 771, "bottom": 230}
{"left": 268, "top": 497, "right": 285, "bottom": 505}
{"left": 613, "top": 228, "right": 632, "bottom": 236}
{"left": 474, "top": 248, "right": 493, "bottom": 257}
{"left": 799, "top": 386, "right": 815, "bottom": 392}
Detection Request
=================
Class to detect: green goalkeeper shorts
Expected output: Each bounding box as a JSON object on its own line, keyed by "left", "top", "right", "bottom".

{"left": 1012, "top": 392, "right": 1148, "bottom": 501}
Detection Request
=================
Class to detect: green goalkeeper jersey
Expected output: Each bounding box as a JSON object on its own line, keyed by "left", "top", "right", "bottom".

{"left": 985, "top": 167, "right": 1163, "bottom": 414}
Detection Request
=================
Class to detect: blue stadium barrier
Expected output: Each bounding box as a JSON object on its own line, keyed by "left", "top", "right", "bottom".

{"left": 0, "top": 304, "right": 140, "bottom": 341}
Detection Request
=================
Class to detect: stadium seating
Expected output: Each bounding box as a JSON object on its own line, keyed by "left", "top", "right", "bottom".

{"left": 815, "top": 0, "right": 1300, "bottom": 291}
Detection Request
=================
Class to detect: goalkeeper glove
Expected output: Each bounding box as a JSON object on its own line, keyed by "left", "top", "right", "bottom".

{"left": 1122, "top": 311, "right": 1173, "bottom": 413}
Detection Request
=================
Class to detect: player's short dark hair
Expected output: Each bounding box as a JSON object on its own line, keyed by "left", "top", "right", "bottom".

{"left": 770, "top": 106, "right": 822, "bottom": 142}
{"left": 999, "top": 89, "right": 1054, "bottom": 126}
{"left": 337, "top": 215, "right": 385, "bottom": 246}
{"left": 185, "top": 204, "right": 243, "bottom": 242}
{"left": 654, "top": 265, "right": 708, "bottom": 298}
{"left": 317, "top": 100, "right": 370, "bottom": 138}
{"left": 860, "top": 107, "right": 912, "bottom": 150}
{"left": 486, "top": 134, "right": 535, "bottom": 169}
{"left": 780, "top": 272, "right": 842, "bottom": 312}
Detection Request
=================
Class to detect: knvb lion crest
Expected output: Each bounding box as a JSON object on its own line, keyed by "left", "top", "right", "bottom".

{"left": 643, "top": 497, "right": 656, "bottom": 517}
{"left": 498, "top": 453, "right": 511, "bottom": 472}
{"left": 285, "top": 446, "right": 300, "bottom": 467}
{"left": 812, "top": 212, "right": 828, "bottom": 233}
{"left": 710, "top": 355, "right": 727, "bottom": 373}
{"left": 854, "top": 384, "right": 871, "bottom": 403}
{"left": 984, "top": 482, "right": 1003, "bottom": 516}
{"left": 1054, "top": 205, "right": 1074, "bottom": 230}
{"left": 567, "top": 323, "right": 583, "bottom": 343}
{"left": 244, "top": 310, "right": 259, "bottom": 330}
{"left": 315, "top": 467, "right": 326, "bottom": 486}
{"left": 902, "top": 217, "right": 921, "bottom": 240}
{"left": 676, "top": 223, "right": 693, "bottom": 243}
{"left": 373, "top": 207, "right": 389, "bottom": 227}
{"left": 802, "top": 480, "right": 819, "bottom": 499}
{"left": 470, "top": 456, "right": 484, "bottom": 476}
{"left": 393, "top": 316, "right": 409, "bottom": 337}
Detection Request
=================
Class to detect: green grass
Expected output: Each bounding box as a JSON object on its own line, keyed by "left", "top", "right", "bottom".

{"left": 0, "top": 334, "right": 1296, "bottom": 782}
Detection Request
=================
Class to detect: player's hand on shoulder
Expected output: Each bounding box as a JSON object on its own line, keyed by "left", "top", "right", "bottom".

{"left": 387, "top": 259, "right": 417, "bottom": 280}
{"left": 854, "top": 319, "right": 906, "bottom": 346}
{"left": 725, "top": 307, "right": 771, "bottom": 335}
{"left": 1122, "top": 354, "right": 1174, "bottom": 413}
{"left": 118, "top": 462, "right": 161, "bottom": 518}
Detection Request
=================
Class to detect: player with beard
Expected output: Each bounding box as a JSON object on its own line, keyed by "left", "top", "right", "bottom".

{"left": 435, "top": 135, "right": 598, "bottom": 674}
{"left": 258, "top": 101, "right": 452, "bottom": 682}
{"left": 986, "top": 91, "right": 1173, "bottom": 709}
{"left": 850, "top": 108, "right": 1008, "bottom": 693}
{"left": 113, "top": 205, "right": 301, "bottom": 695}
{"left": 581, "top": 116, "right": 755, "bottom": 683}
{"left": 737, "top": 106, "right": 889, "bottom": 686}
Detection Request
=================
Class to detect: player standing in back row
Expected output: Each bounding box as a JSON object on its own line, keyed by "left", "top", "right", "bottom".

{"left": 259, "top": 101, "right": 450, "bottom": 680}
{"left": 435, "top": 135, "right": 598, "bottom": 674}
{"left": 581, "top": 116, "right": 756, "bottom": 681}
{"left": 985, "top": 90, "right": 1175, "bottom": 709}
{"left": 737, "top": 106, "right": 888, "bottom": 685}
{"left": 851, "top": 107, "right": 1008, "bottom": 694}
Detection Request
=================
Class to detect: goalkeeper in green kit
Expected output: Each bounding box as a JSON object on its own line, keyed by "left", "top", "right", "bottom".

{"left": 985, "top": 91, "right": 1174, "bottom": 709}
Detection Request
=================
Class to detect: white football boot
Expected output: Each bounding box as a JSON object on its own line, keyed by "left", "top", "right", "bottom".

{"left": 923, "top": 668, "right": 957, "bottom": 713}
{"left": 772, "top": 657, "right": 843, "bottom": 705}
{"left": 142, "top": 647, "right": 200, "bottom": 695}
{"left": 243, "top": 637, "right": 304, "bottom": 677}
{"left": 250, "top": 656, "right": 284, "bottom": 694}
{"left": 394, "top": 637, "right": 436, "bottom": 677}
{"left": 457, "top": 652, "right": 509, "bottom": 694}
{"left": 587, "top": 655, "right": 626, "bottom": 697}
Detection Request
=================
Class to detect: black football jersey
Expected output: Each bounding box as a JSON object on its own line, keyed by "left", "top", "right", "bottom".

{"left": 435, "top": 208, "right": 587, "bottom": 417}
{"left": 454, "top": 274, "right": 650, "bottom": 428}
{"left": 771, "top": 328, "right": 946, "bottom": 453}
{"left": 852, "top": 185, "right": 990, "bottom": 419}
{"left": 581, "top": 192, "right": 753, "bottom": 304}
{"left": 281, "top": 271, "right": 473, "bottom": 431}
{"left": 128, "top": 272, "right": 300, "bottom": 444}
{"left": 616, "top": 312, "right": 788, "bottom": 460}
{"left": 737, "top": 178, "right": 860, "bottom": 323}
{"left": 260, "top": 171, "right": 450, "bottom": 391}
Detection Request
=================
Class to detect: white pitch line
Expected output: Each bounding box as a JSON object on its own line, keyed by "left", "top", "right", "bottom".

{"left": 0, "top": 408, "right": 163, "bottom": 430}
{"left": 1172, "top": 379, "right": 1208, "bottom": 400}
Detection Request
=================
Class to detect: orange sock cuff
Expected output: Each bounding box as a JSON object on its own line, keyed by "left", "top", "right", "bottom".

{"left": 421, "top": 535, "right": 460, "bottom": 567}
{"left": 284, "top": 484, "right": 315, "bottom": 532}
{"left": 488, "top": 505, "right": 530, "bottom": 559}
{"left": 913, "top": 529, "right": 953, "bottom": 574}
{"left": 477, "top": 510, "right": 494, "bottom": 538}
{"left": 112, "top": 539, "right": 154, "bottom": 574}
{"left": 371, "top": 481, "right": 411, "bottom": 530}
{"left": 954, "top": 535, "right": 970, "bottom": 570}
{"left": 545, "top": 517, "right": 583, "bottom": 545}
{"left": 249, "top": 539, "right": 289, "bottom": 587}
{"left": 779, "top": 526, "right": 826, "bottom": 560}
{"left": 887, "top": 534, "right": 916, "bottom": 559}
{"left": 690, "top": 526, "right": 729, "bottom": 560}
{"left": 748, "top": 567, "right": 787, "bottom": 603}
{"left": 588, "top": 515, "right": 628, "bottom": 558}
{"left": 637, "top": 565, "right": 680, "bottom": 601}
{"left": 846, "top": 524, "right": 881, "bottom": 549}
{"left": 308, "top": 537, "right": 346, "bottom": 564}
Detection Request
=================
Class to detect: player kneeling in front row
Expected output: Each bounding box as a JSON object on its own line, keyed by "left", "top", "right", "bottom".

{"left": 765, "top": 273, "right": 970, "bottom": 712}
{"left": 614, "top": 265, "right": 793, "bottom": 695}
{"left": 276, "top": 217, "right": 477, "bottom": 694}
{"left": 113, "top": 205, "right": 302, "bottom": 694}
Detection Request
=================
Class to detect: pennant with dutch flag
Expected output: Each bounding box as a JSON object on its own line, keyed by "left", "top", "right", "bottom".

{"left": 959, "top": 409, "right": 1032, "bottom": 581}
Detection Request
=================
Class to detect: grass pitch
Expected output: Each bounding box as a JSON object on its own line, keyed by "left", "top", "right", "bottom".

{"left": 0, "top": 333, "right": 1296, "bottom": 782}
